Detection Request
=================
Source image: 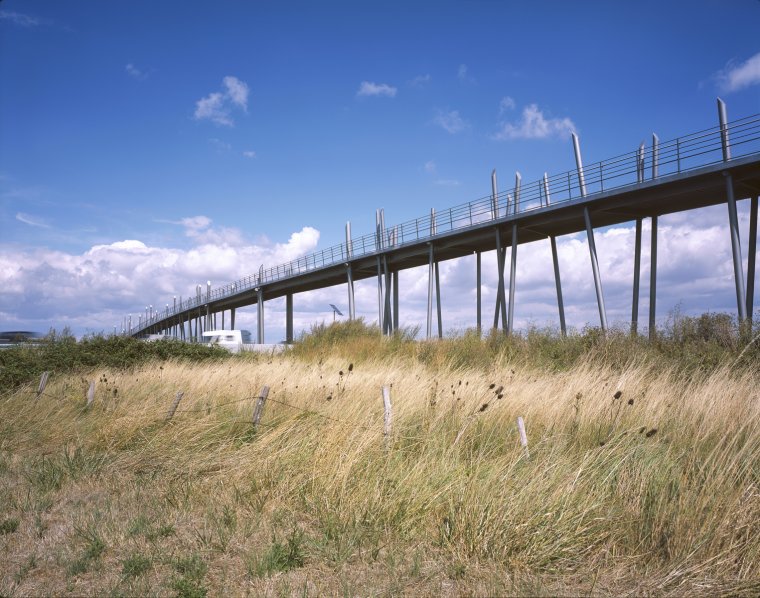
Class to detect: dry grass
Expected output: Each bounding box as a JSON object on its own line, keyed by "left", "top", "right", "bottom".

{"left": 1, "top": 348, "right": 759, "bottom": 596}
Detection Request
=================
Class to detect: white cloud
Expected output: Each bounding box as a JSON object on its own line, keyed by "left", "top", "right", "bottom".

{"left": 125, "top": 63, "right": 146, "bottom": 80}
{"left": 0, "top": 219, "right": 322, "bottom": 335}
{"left": 194, "top": 76, "right": 250, "bottom": 126}
{"left": 208, "top": 138, "right": 231, "bottom": 152}
{"left": 16, "top": 213, "right": 50, "bottom": 228}
{"left": 424, "top": 160, "right": 437, "bottom": 174}
{"left": 716, "top": 51, "right": 760, "bottom": 93}
{"left": 223, "top": 76, "right": 249, "bottom": 110}
{"left": 356, "top": 81, "right": 397, "bottom": 98}
{"left": 457, "top": 64, "right": 468, "bottom": 81}
{"left": 0, "top": 10, "right": 39, "bottom": 27}
{"left": 242, "top": 150, "right": 257, "bottom": 159}
{"left": 493, "top": 103, "right": 576, "bottom": 140}
{"left": 410, "top": 74, "right": 431, "bottom": 87}
{"left": 499, "top": 96, "right": 516, "bottom": 114}
{"left": 433, "top": 109, "right": 468, "bottom": 134}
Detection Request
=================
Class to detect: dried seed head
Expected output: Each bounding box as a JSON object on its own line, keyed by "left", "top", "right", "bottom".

{"left": 497, "top": 393, "right": 503, "bottom": 399}
{"left": 489, "top": 383, "right": 496, "bottom": 389}
{"left": 627, "top": 399, "right": 634, "bottom": 406}
{"left": 494, "top": 385, "right": 504, "bottom": 395}
{"left": 348, "top": 363, "right": 354, "bottom": 372}
{"left": 326, "top": 395, "right": 332, "bottom": 401}
{"left": 339, "top": 370, "right": 344, "bottom": 376}
{"left": 613, "top": 390, "right": 622, "bottom": 400}
{"left": 645, "top": 428, "right": 658, "bottom": 438}
{"left": 639, "top": 426, "right": 646, "bottom": 434}
{"left": 479, "top": 403, "right": 489, "bottom": 412}
{"left": 599, "top": 441, "right": 606, "bottom": 447}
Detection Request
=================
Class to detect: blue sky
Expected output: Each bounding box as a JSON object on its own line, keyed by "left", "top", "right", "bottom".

{"left": 1, "top": 0, "right": 759, "bottom": 339}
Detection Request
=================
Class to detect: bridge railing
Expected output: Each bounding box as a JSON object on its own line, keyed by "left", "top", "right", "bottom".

{"left": 133, "top": 113, "right": 760, "bottom": 334}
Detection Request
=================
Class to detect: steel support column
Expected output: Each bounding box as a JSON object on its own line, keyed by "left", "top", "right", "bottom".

{"left": 286, "top": 293, "right": 293, "bottom": 343}
{"left": 426, "top": 244, "right": 434, "bottom": 339}
{"left": 257, "top": 289, "right": 265, "bottom": 344}
{"left": 393, "top": 271, "right": 399, "bottom": 332}
{"left": 435, "top": 261, "right": 442, "bottom": 339}
{"left": 649, "top": 216, "right": 658, "bottom": 340}
{"left": 383, "top": 256, "right": 392, "bottom": 335}
{"left": 632, "top": 218, "right": 642, "bottom": 335}
{"left": 725, "top": 173, "right": 748, "bottom": 321}
{"left": 231, "top": 308, "right": 236, "bottom": 330}
{"left": 748, "top": 196, "right": 758, "bottom": 322}
{"left": 476, "top": 251, "right": 482, "bottom": 334}
{"left": 584, "top": 207, "right": 608, "bottom": 331}
{"left": 347, "top": 265, "right": 355, "bottom": 321}
{"left": 550, "top": 235, "right": 566, "bottom": 336}
{"left": 493, "top": 229, "right": 507, "bottom": 331}
{"left": 508, "top": 224, "right": 517, "bottom": 335}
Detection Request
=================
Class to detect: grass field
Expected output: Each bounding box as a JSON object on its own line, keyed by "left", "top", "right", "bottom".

{"left": 1, "top": 319, "right": 759, "bottom": 596}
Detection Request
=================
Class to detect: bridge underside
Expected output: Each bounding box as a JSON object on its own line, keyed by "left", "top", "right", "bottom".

{"left": 211, "top": 158, "right": 760, "bottom": 308}
{"left": 135, "top": 154, "right": 760, "bottom": 337}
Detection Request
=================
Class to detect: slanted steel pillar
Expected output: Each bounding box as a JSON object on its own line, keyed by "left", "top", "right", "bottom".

{"left": 748, "top": 196, "right": 758, "bottom": 322}
{"left": 550, "top": 236, "right": 566, "bottom": 337}
{"left": 545, "top": 173, "right": 566, "bottom": 336}
{"left": 725, "top": 173, "right": 748, "bottom": 321}
{"left": 435, "top": 261, "right": 442, "bottom": 338}
{"left": 346, "top": 221, "right": 356, "bottom": 320}
{"left": 508, "top": 224, "right": 517, "bottom": 335}
{"left": 392, "top": 271, "right": 399, "bottom": 332}
{"left": 649, "top": 216, "right": 658, "bottom": 340}
{"left": 493, "top": 229, "right": 507, "bottom": 330}
{"left": 632, "top": 218, "right": 642, "bottom": 335}
{"left": 257, "top": 288, "right": 265, "bottom": 344}
{"left": 513, "top": 172, "right": 521, "bottom": 216}
{"left": 584, "top": 207, "right": 608, "bottom": 331}
{"left": 476, "top": 251, "right": 482, "bottom": 334}
{"left": 286, "top": 293, "right": 293, "bottom": 343}
{"left": 427, "top": 243, "right": 434, "bottom": 339}
{"left": 383, "top": 255, "right": 392, "bottom": 335}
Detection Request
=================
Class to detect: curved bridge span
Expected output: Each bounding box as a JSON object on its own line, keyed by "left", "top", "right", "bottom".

{"left": 127, "top": 100, "right": 760, "bottom": 342}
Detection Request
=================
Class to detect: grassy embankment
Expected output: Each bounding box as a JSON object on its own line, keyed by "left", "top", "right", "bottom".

{"left": 1, "top": 317, "right": 759, "bottom": 596}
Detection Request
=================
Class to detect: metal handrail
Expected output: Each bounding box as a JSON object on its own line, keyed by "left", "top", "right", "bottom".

{"left": 131, "top": 113, "right": 760, "bottom": 334}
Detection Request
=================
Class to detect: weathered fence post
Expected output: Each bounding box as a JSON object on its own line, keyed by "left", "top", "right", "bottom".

{"left": 253, "top": 386, "right": 270, "bottom": 431}
{"left": 35, "top": 371, "right": 50, "bottom": 400}
{"left": 516, "top": 416, "right": 529, "bottom": 459}
{"left": 86, "top": 381, "right": 96, "bottom": 409}
{"left": 382, "top": 385, "right": 392, "bottom": 448}
{"left": 166, "top": 391, "right": 185, "bottom": 421}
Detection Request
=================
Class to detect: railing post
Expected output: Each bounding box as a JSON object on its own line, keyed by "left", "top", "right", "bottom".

{"left": 652, "top": 133, "right": 659, "bottom": 179}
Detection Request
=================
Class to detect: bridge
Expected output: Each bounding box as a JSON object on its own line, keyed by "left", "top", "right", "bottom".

{"left": 125, "top": 99, "right": 760, "bottom": 342}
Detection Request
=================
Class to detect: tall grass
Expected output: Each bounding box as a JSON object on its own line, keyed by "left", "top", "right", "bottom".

{"left": 0, "top": 320, "right": 759, "bottom": 595}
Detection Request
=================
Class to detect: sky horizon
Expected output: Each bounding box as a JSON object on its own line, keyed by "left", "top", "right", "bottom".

{"left": 2, "top": 0, "right": 759, "bottom": 340}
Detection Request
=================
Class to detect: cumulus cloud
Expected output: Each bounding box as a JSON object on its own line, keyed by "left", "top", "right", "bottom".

{"left": 242, "top": 150, "right": 257, "bottom": 159}
{"left": 716, "top": 51, "right": 760, "bottom": 93}
{"left": 493, "top": 103, "right": 576, "bottom": 140}
{"left": 194, "top": 76, "right": 250, "bottom": 126}
{"left": 433, "top": 109, "right": 468, "bottom": 134}
{"left": 356, "top": 81, "right": 397, "bottom": 98}
{"left": 0, "top": 219, "right": 321, "bottom": 335}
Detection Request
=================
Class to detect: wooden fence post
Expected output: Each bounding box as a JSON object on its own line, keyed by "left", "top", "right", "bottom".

{"left": 382, "top": 385, "right": 392, "bottom": 448}
{"left": 36, "top": 371, "right": 50, "bottom": 400}
{"left": 516, "top": 416, "right": 529, "bottom": 459}
{"left": 253, "top": 386, "right": 270, "bottom": 431}
{"left": 166, "top": 391, "right": 185, "bottom": 421}
{"left": 86, "top": 381, "right": 96, "bottom": 409}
